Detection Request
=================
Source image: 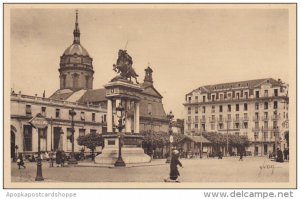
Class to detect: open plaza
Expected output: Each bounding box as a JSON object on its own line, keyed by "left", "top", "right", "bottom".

{"left": 7, "top": 6, "right": 293, "bottom": 188}
{"left": 11, "top": 156, "right": 289, "bottom": 183}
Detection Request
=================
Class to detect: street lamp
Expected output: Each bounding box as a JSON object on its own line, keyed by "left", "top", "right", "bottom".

{"left": 35, "top": 129, "right": 44, "bottom": 181}
{"left": 149, "top": 112, "right": 154, "bottom": 159}
{"left": 14, "top": 145, "right": 18, "bottom": 162}
{"left": 274, "top": 126, "right": 279, "bottom": 157}
{"left": 68, "top": 108, "right": 77, "bottom": 165}
{"left": 114, "top": 102, "right": 126, "bottom": 167}
{"left": 166, "top": 111, "right": 174, "bottom": 163}
{"left": 226, "top": 118, "right": 230, "bottom": 157}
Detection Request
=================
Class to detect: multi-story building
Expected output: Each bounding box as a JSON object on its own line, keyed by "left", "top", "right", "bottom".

{"left": 10, "top": 11, "right": 169, "bottom": 158}
{"left": 183, "top": 78, "right": 289, "bottom": 156}
{"left": 10, "top": 91, "right": 105, "bottom": 158}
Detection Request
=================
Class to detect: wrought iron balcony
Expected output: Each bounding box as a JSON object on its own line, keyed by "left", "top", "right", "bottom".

{"left": 271, "top": 115, "right": 280, "bottom": 120}
{"left": 242, "top": 117, "right": 249, "bottom": 121}
{"left": 233, "top": 118, "right": 240, "bottom": 123}
{"left": 252, "top": 117, "right": 259, "bottom": 122}
{"left": 261, "top": 116, "right": 269, "bottom": 121}
{"left": 200, "top": 118, "right": 206, "bottom": 123}
{"left": 209, "top": 118, "right": 216, "bottom": 123}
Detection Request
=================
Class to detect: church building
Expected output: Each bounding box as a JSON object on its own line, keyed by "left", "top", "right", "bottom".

{"left": 10, "top": 11, "right": 169, "bottom": 158}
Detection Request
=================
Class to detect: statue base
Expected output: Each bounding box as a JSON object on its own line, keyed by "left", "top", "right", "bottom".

{"left": 94, "top": 134, "right": 151, "bottom": 165}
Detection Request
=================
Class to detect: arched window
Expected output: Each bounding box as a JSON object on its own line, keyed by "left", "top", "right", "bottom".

{"left": 85, "top": 75, "right": 89, "bottom": 89}
{"left": 62, "top": 75, "right": 66, "bottom": 88}
{"left": 72, "top": 73, "right": 79, "bottom": 89}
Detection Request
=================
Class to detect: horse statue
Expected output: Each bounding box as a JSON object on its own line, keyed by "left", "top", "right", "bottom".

{"left": 113, "top": 49, "right": 139, "bottom": 84}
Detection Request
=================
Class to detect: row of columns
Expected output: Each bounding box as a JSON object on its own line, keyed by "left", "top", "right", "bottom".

{"left": 107, "top": 98, "right": 140, "bottom": 133}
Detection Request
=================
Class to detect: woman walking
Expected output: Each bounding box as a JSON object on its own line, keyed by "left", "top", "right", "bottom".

{"left": 165, "top": 150, "right": 183, "bottom": 182}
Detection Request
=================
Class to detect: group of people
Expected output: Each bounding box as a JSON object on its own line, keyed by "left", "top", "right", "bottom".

{"left": 276, "top": 148, "right": 289, "bottom": 163}
{"left": 50, "top": 150, "right": 67, "bottom": 167}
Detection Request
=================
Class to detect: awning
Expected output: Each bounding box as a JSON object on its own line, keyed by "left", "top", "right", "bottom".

{"left": 180, "top": 136, "right": 211, "bottom": 144}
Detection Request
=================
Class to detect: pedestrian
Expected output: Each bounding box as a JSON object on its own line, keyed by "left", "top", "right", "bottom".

{"left": 55, "top": 150, "right": 61, "bottom": 167}
{"left": 276, "top": 148, "right": 284, "bottom": 163}
{"left": 49, "top": 151, "right": 54, "bottom": 167}
{"left": 80, "top": 148, "right": 85, "bottom": 160}
{"left": 218, "top": 151, "right": 223, "bottom": 159}
{"left": 283, "top": 148, "right": 288, "bottom": 161}
{"left": 61, "top": 150, "right": 66, "bottom": 167}
{"left": 44, "top": 151, "right": 50, "bottom": 161}
{"left": 239, "top": 151, "right": 243, "bottom": 161}
{"left": 17, "top": 153, "right": 26, "bottom": 169}
{"left": 165, "top": 150, "right": 183, "bottom": 182}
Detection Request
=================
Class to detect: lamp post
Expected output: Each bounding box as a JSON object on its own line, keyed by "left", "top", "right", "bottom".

{"left": 15, "top": 145, "right": 18, "bottom": 162}
{"left": 225, "top": 118, "right": 230, "bottom": 157}
{"left": 114, "top": 102, "right": 126, "bottom": 167}
{"left": 149, "top": 112, "right": 154, "bottom": 159}
{"left": 200, "top": 129, "right": 203, "bottom": 159}
{"left": 29, "top": 113, "right": 48, "bottom": 181}
{"left": 35, "top": 128, "right": 44, "bottom": 181}
{"left": 68, "top": 108, "right": 77, "bottom": 165}
{"left": 50, "top": 117, "right": 53, "bottom": 151}
{"left": 166, "top": 111, "right": 174, "bottom": 163}
{"left": 274, "top": 126, "right": 279, "bottom": 157}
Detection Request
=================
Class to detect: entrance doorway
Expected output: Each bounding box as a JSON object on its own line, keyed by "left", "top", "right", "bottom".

{"left": 264, "top": 144, "right": 268, "bottom": 155}
{"left": 255, "top": 146, "right": 259, "bottom": 156}
{"left": 11, "top": 131, "right": 15, "bottom": 159}
{"left": 53, "top": 127, "right": 62, "bottom": 150}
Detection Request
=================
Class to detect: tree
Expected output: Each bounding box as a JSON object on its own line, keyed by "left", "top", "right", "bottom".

{"left": 77, "top": 132, "right": 102, "bottom": 160}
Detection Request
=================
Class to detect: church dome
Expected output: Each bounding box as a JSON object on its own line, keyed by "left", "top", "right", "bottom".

{"left": 58, "top": 10, "right": 94, "bottom": 91}
{"left": 63, "top": 43, "right": 90, "bottom": 57}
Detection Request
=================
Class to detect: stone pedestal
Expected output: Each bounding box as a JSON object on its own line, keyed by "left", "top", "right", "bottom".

{"left": 95, "top": 79, "right": 150, "bottom": 165}
{"left": 94, "top": 134, "right": 151, "bottom": 165}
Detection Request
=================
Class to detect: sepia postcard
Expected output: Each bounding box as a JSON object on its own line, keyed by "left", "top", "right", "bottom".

{"left": 3, "top": 3, "right": 297, "bottom": 189}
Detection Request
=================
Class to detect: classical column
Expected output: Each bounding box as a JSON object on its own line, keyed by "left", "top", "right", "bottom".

{"left": 115, "top": 99, "right": 121, "bottom": 132}
{"left": 134, "top": 102, "right": 140, "bottom": 133}
{"left": 107, "top": 99, "right": 113, "bottom": 133}
{"left": 125, "top": 100, "right": 131, "bottom": 133}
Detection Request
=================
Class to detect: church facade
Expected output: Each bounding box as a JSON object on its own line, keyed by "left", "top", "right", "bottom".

{"left": 10, "top": 11, "right": 169, "bottom": 157}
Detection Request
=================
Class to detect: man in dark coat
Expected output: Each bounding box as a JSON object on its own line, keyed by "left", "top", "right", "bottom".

{"left": 283, "top": 148, "right": 288, "bottom": 161}
{"left": 276, "top": 148, "right": 284, "bottom": 163}
{"left": 169, "top": 150, "right": 183, "bottom": 181}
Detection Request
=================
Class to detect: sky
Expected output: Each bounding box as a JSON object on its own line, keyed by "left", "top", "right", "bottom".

{"left": 10, "top": 5, "right": 291, "bottom": 118}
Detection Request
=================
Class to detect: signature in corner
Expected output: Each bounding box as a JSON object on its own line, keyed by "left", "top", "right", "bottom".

{"left": 258, "top": 160, "right": 280, "bottom": 176}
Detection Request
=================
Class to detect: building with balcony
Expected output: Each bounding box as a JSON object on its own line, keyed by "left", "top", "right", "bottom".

{"left": 183, "top": 78, "right": 289, "bottom": 156}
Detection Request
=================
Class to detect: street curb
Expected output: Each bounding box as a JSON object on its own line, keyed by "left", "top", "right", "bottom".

{"left": 75, "top": 163, "right": 167, "bottom": 168}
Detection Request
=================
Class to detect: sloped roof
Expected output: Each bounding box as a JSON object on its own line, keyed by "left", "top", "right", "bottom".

{"left": 141, "top": 84, "right": 163, "bottom": 98}
{"left": 139, "top": 99, "right": 167, "bottom": 120}
{"left": 188, "top": 78, "right": 283, "bottom": 94}
{"left": 77, "top": 88, "right": 106, "bottom": 103}
{"left": 49, "top": 89, "right": 74, "bottom": 100}
{"left": 184, "top": 136, "right": 211, "bottom": 144}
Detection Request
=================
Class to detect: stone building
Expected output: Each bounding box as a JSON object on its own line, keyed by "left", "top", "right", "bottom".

{"left": 10, "top": 92, "right": 104, "bottom": 158}
{"left": 183, "top": 78, "right": 289, "bottom": 156}
{"left": 10, "top": 11, "right": 169, "bottom": 157}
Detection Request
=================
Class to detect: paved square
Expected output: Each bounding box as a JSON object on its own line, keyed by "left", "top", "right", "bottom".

{"left": 11, "top": 157, "right": 289, "bottom": 183}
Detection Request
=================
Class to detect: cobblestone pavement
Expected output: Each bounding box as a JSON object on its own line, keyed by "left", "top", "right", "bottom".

{"left": 11, "top": 156, "right": 289, "bottom": 183}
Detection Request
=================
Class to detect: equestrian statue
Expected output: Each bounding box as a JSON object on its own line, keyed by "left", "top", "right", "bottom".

{"left": 113, "top": 49, "right": 139, "bottom": 84}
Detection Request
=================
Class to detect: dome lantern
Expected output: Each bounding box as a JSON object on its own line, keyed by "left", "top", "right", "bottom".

{"left": 59, "top": 10, "right": 94, "bottom": 91}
